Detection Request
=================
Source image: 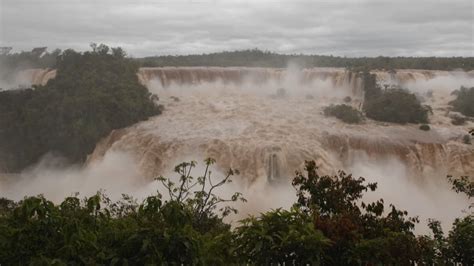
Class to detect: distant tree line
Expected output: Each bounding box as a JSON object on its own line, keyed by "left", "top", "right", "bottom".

{"left": 139, "top": 49, "right": 474, "bottom": 70}
{"left": 0, "top": 159, "right": 472, "bottom": 265}
{"left": 0, "top": 44, "right": 161, "bottom": 172}
{"left": 4, "top": 47, "right": 471, "bottom": 72}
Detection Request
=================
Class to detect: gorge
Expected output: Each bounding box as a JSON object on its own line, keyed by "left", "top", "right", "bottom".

{"left": 1, "top": 66, "right": 473, "bottom": 232}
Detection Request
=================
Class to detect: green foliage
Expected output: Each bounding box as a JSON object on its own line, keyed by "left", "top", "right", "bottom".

{"left": 138, "top": 49, "right": 474, "bottom": 70}
{"left": 155, "top": 158, "right": 246, "bottom": 232}
{"left": 323, "top": 104, "right": 363, "bottom": 124}
{"left": 4, "top": 47, "right": 472, "bottom": 73}
{"left": 0, "top": 44, "right": 161, "bottom": 171}
{"left": 292, "top": 160, "right": 420, "bottom": 265}
{"left": 415, "top": 176, "right": 474, "bottom": 265}
{"left": 449, "top": 216, "right": 474, "bottom": 265}
{"left": 362, "top": 84, "right": 430, "bottom": 124}
{"left": 419, "top": 124, "right": 430, "bottom": 131}
{"left": 0, "top": 159, "right": 241, "bottom": 265}
{"left": 361, "top": 71, "right": 382, "bottom": 101}
{"left": 361, "top": 72, "right": 430, "bottom": 124}
{"left": 447, "top": 175, "right": 473, "bottom": 200}
{"left": 234, "top": 207, "right": 329, "bottom": 265}
{"left": 365, "top": 88, "right": 430, "bottom": 124}
{"left": 450, "top": 86, "right": 474, "bottom": 117}
{"left": 0, "top": 159, "right": 472, "bottom": 264}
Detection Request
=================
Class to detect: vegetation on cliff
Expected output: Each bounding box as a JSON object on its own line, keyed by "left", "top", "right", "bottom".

{"left": 139, "top": 49, "right": 474, "bottom": 70}
{"left": 0, "top": 159, "right": 471, "bottom": 265}
{"left": 2, "top": 47, "right": 473, "bottom": 73}
{"left": 450, "top": 86, "right": 474, "bottom": 117}
{"left": 361, "top": 72, "right": 430, "bottom": 124}
{"left": 0, "top": 44, "right": 161, "bottom": 171}
{"left": 323, "top": 104, "right": 363, "bottom": 124}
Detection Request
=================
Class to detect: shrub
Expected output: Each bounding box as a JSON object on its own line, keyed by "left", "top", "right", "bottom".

{"left": 0, "top": 159, "right": 244, "bottom": 265}
{"left": 419, "top": 124, "right": 430, "bottom": 131}
{"left": 448, "top": 216, "right": 474, "bottom": 265}
{"left": 360, "top": 72, "right": 430, "bottom": 124}
{"left": 363, "top": 88, "right": 430, "bottom": 124}
{"left": 0, "top": 44, "right": 162, "bottom": 171}
{"left": 324, "top": 104, "right": 363, "bottom": 124}
{"left": 450, "top": 86, "right": 474, "bottom": 117}
{"left": 292, "top": 161, "right": 420, "bottom": 265}
{"left": 1, "top": 159, "right": 473, "bottom": 265}
{"left": 234, "top": 208, "right": 329, "bottom": 265}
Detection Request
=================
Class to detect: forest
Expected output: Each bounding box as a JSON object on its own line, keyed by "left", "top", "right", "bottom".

{"left": 2, "top": 47, "right": 474, "bottom": 72}
{"left": 0, "top": 45, "right": 161, "bottom": 172}
{"left": 0, "top": 159, "right": 472, "bottom": 265}
{"left": 139, "top": 49, "right": 474, "bottom": 70}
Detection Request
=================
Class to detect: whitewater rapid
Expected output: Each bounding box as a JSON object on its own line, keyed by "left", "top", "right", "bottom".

{"left": 2, "top": 66, "right": 473, "bottom": 234}
{"left": 87, "top": 67, "right": 474, "bottom": 183}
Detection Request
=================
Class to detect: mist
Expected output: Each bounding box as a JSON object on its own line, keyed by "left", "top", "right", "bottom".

{"left": 1, "top": 66, "right": 472, "bottom": 237}
{"left": 401, "top": 72, "right": 474, "bottom": 96}
{"left": 347, "top": 152, "right": 470, "bottom": 234}
{"left": 1, "top": 147, "right": 469, "bottom": 236}
{"left": 0, "top": 152, "right": 148, "bottom": 203}
{"left": 0, "top": 66, "right": 39, "bottom": 90}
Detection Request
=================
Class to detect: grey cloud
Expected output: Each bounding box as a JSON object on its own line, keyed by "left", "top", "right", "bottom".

{"left": 0, "top": 0, "right": 472, "bottom": 57}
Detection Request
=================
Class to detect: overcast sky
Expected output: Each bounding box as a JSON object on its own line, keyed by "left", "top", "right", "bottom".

{"left": 0, "top": 0, "right": 473, "bottom": 57}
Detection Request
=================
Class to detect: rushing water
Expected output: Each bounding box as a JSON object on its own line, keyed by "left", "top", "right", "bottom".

{"left": 2, "top": 67, "right": 473, "bottom": 233}
{"left": 87, "top": 67, "right": 474, "bottom": 182}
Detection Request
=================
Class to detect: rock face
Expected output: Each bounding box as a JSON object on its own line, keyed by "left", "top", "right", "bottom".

{"left": 86, "top": 67, "right": 474, "bottom": 182}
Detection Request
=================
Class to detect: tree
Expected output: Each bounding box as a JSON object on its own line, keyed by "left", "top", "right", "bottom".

{"left": 449, "top": 216, "right": 474, "bottom": 265}
{"left": 364, "top": 88, "right": 430, "bottom": 124}
{"left": 155, "top": 158, "right": 246, "bottom": 232}
{"left": 0, "top": 44, "right": 162, "bottom": 171}
{"left": 292, "top": 160, "right": 420, "bottom": 265}
{"left": 138, "top": 49, "right": 474, "bottom": 70}
{"left": 234, "top": 207, "right": 329, "bottom": 265}
{"left": 450, "top": 86, "right": 474, "bottom": 117}
{"left": 360, "top": 72, "right": 430, "bottom": 124}
{"left": 1, "top": 159, "right": 473, "bottom": 264}
{"left": 323, "top": 104, "right": 364, "bottom": 124}
{"left": 417, "top": 175, "right": 474, "bottom": 265}
{"left": 447, "top": 175, "right": 473, "bottom": 200}
{"left": 0, "top": 159, "right": 244, "bottom": 265}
